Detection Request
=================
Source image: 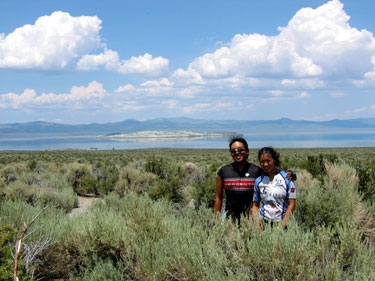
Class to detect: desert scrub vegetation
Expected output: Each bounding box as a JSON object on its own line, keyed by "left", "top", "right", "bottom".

{"left": 0, "top": 148, "right": 375, "bottom": 280}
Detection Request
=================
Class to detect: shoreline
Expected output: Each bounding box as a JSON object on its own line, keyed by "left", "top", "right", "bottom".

{"left": 102, "top": 130, "right": 232, "bottom": 140}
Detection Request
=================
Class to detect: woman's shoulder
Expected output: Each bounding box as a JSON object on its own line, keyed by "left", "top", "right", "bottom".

{"left": 278, "top": 170, "right": 288, "bottom": 177}
{"left": 275, "top": 170, "right": 289, "bottom": 181}
{"left": 255, "top": 172, "right": 268, "bottom": 183}
{"left": 275, "top": 171, "right": 295, "bottom": 188}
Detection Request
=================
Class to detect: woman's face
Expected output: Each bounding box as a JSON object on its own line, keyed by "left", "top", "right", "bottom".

{"left": 230, "top": 141, "right": 249, "bottom": 163}
{"left": 259, "top": 153, "right": 276, "bottom": 175}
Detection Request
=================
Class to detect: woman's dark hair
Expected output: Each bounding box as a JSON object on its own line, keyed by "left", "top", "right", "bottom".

{"left": 228, "top": 136, "right": 249, "bottom": 151}
{"left": 258, "top": 146, "right": 281, "bottom": 167}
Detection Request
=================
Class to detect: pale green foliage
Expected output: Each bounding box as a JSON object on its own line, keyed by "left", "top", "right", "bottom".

{"left": 295, "top": 161, "right": 375, "bottom": 236}
{"left": 1, "top": 149, "right": 375, "bottom": 280}
{"left": 0, "top": 163, "right": 77, "bottom": 212}
{"left": 65, "top": 162, "right": 97, "bottom": 194}
{"left": 180, "top": 162, "right": 207, "bottom": 205}
{"left": 291, "top": 167, "right": 320, "bottom": 193}
{"left": 17, "top": 188, "right": 373, "bottom": 280}
{"left": 114, "top": 164, "right": 158, "bottom": 196}
{"left": 0, "top": 200, "right": 38, "bottom": 227}
{"left": 70, "top": 259, "right": 130, "bottom": 281}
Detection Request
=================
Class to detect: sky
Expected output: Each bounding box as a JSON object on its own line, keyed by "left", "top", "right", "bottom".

{"left": 0, "top": 0, "right": 374, "bottom": 124}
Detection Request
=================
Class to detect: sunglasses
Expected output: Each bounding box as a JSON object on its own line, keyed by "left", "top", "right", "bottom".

{"left": 230, "top": 147, "right": 247, "bottom": 154}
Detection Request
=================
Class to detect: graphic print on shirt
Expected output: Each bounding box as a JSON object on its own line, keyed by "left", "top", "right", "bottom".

{"left": 255, "top": 172, "right": 296, "bottom": 222}
{"left": 260, "top": 185, "right": 276, "bottom": 208}
{"left": 259, "top": 181, "right": 284, "bottom": 220}
{"left": 254, "top": 171, "right": 297, "bottom": 222}
{"left": 224, "top": 177, "right": 255, "bottom": 191}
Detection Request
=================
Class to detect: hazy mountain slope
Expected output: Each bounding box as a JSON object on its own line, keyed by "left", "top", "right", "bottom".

{"left": 0, "top": 117, "right": 374, "bottom": 135}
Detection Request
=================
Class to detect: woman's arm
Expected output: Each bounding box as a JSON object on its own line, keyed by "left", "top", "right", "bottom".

{"left": 282, "top": 198, "right": 296, "bottom": 227}
{"left": 251, "top": 202, "right": 262, "bottom": 229}
{"left": 251, "top": 202, "right": 260, "bottom": 214}
{"left": 214, "top": 174, "right": 223, "bottom": 219}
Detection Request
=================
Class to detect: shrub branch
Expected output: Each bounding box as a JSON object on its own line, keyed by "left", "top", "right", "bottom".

{"left": 13, "top": 205, "right": 49, "bottom": 281}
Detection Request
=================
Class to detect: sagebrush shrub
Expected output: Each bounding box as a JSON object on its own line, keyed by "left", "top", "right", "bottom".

{"left": 1, "top": 148, "right": 375, "bottom": 281}
{"left": 114, "top": 165, "right": 158, "bottom": 196}
{"left": 66, "top": 162, "right": 98, "bottom": 194}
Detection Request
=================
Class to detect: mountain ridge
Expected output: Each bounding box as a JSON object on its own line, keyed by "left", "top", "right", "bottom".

{"left": 1, "top": 117, "right": 374, "bottom": 135}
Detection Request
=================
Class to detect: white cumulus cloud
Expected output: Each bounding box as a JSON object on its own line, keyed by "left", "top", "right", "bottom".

{"left": 1, "top": 0, "right": 374, "bottom": 122}
{"left": 0, "top": 81, "right": 107, "bottom": 109}
{"left": 0, "top": 11, "right": 169, "bottom": 76}
{"left": 176, "top": 0, "right": 375, "bottom": 89}
{"left": 0, "top": 11, "right": 102, "bottom": 70}
{"left": 78, "top": 51, "right": 169, "bottom": 76}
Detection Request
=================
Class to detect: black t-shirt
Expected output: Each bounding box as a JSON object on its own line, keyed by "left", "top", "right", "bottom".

{"left": 217, "top": 162, "right": 263, "bottom": 222}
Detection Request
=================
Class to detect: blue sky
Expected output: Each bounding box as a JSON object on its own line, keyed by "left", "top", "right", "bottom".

{"left": 0, "top": 0, "right": 374, "bottom": 124}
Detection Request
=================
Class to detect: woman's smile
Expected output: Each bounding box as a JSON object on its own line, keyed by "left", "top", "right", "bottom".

{"left": 259, "top": 154, "right": 276, "bottom": 175}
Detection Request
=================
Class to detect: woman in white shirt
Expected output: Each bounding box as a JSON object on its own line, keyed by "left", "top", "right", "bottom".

{"left": 252, "top": 147, "right": 296, "bottom": 229}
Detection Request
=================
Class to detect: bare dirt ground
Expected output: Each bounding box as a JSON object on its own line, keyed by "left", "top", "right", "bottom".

{"left": 68, "top": 196, "right": 101, "bottom": 217}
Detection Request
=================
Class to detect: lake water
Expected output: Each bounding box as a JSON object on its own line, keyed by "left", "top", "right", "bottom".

{"left": 1, "top": 129, "right": 374, "bottom": 150}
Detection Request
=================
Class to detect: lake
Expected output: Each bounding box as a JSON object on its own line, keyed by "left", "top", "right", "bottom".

{"left": 1, "top": 129, "right": 374, "bottom": 150}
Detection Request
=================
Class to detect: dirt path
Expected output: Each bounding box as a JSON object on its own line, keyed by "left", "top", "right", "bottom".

{"left": 68, "top": 196, "right": 101, "bottom": 217}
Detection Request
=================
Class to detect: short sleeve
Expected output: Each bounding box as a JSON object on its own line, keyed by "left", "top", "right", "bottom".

{"left": 288, "top": 181, "right": 296, "bottom": 199}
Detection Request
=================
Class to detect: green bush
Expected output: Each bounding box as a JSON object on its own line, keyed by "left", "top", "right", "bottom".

{"left": 0, "top": 201, "right": 63, "bottom": 281}
{"left": 114, "top": 164, "right": 158, "bottom": 197}
{"left": 92, "top": 160, "right": 119, "bottom": 194}
{"left": 1, "top": 169, "right": 77, "bottom": 212}
{"left": 353, "top": 160, "right": 375, "bottom": 202}
{"left": 295, "top": 162, "right": 360, "bottom": 230}
{"left": 300, "top": 153, "right": 339, "bottom": 183}
{"left": 1, "top": 148, "right": 375, "bottom": 280}
{"left": 66, "top": 163, "right": 98, "bottom": 195}
{"left": 71, "top": 259, "right": 131, "bottom": 281}
{"left": 0, "top": 225, "right": 16, "bottom": 280}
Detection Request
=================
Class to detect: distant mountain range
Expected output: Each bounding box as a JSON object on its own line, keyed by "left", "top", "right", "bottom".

{"left": 0, "top": 117, "right": 374, "bottom": 136}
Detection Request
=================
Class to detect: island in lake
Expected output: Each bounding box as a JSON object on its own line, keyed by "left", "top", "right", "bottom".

{"left": 102, "top": 130, "right": 234, "bottom": 141}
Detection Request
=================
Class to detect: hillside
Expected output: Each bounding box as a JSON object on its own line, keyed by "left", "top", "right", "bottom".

{"left": 0, "top": 117, "right": 374, "bottom": 136}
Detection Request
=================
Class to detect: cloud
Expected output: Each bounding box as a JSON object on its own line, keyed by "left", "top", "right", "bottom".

{"left": 0, "top": 89, "right": 37, "bottom": 109}
{"left": 0, "top": 11, "right": 169, "bottom": 75}
{"left": 0, "top": 11, "right": 102, "bottom": 70}
{"left": 2, "top": 0, "right": 373, "bottom": 83}
{"left": 281, "top": 79, "right": 297, "bottom": 86}
{"left": 161, "top": 99, "right": 177, "bottom": 109}
{"left": 0, "top": 81, "right": 107, "bottom": 109}
{"left": 344, "top": 107, "right": 367, "bottom": 117}
{"left": 78, "top": 51, "right": 169, "bottom": 76}
{"left": 116, "top": 53, "right": 169, "bottom": 75}
{"left": 183, "top": 101, "right": 234, "bottom": 114}
{"left": 114, "top": 78, "right": 174, "bottom": 98}
{"left": 120, "top": 101, "right": 150, "bottom": 112}
{"left": 1, "top": 0, "right": 374, "bottom": 122}
{"left": 364, "top": 56, "right": 375, "bottom": 80}
{"left": 298, "top": 91, "right": 311, "bottom": 98}
{"left": 115, "top": 84, "right": 136, "bottom": 94}
{"left": 140, "top": 78, "right": 172, "bottom": 88}
{"left": 330, "top": 92, "right": 346, "bottom": 98}
{"left": 121, "top": 0, "right": 374, "bottom": 117}
{"left": 175, "top": 0, "right": 375, "bottom": 90}
{"left": 269, "top": 90, "right": 284, "bottom": 97}
{"left": 279, "top": 0, "right": 375, "bottom": 79}
{"left": 77, "top": 48, "right": 119, "bottom": 71}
